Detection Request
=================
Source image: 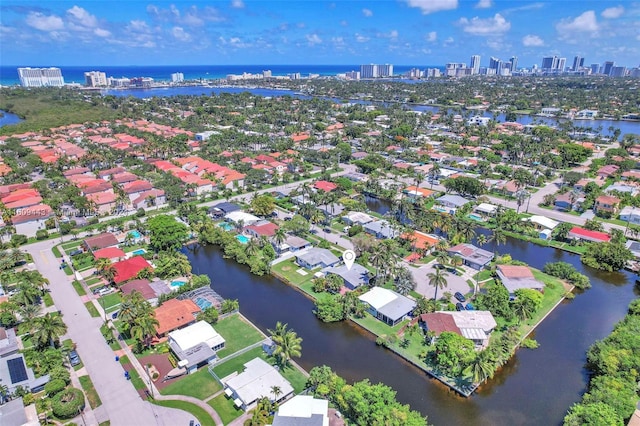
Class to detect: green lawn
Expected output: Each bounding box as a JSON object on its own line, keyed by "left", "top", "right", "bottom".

{"left": 279, "top": 364, "right": 308, "bottom": 394}
{"left": 63, "top": 265, "right": 73, "bottom": 275}
{"left": 99, "top": 293, "right": 121, "bottom": 310}
{"left": 51, "top": 246, "right": 62, "bottom": 258}
{"left": 118, "top": 355, "right": 146, "bottom": 391}
{"left": 271, "top": 259, "right": 314, "bottom": 287}
{"left": 61, "top": 240, "right": 82, "bottom": 250}
{"left": 213, "top": 347, "right": 266, "bottom": 380}
{"left": 100, "top": 324, "right": 121, "bottom": 351}
{"left": 160, "top": 368, "right": 222, "bottom": 400}
{"left": 84, "top": 302, "right": 100, "bottom": 318}
{"left": 72, "top": 280, "right": 87, "bottom": 296}
{"left": 214, "top": 314, "right": 265, "bottom": 358}
{"left": 152, "top": 399, "right": 216, "bottom": 426}
{"left": 43, "top": 292, "right": 54, "bottom": 307}
{"left": 79, "top": 375, "right": 102, "bottom": 409}
{"left": 207, "top": 394, "right": 243, "bottom": 425}
{"left": 85, "top": 277, "right": 102, "bottom": 286}
{"left": 350, "top": 313, "right": 407, "bottom": 337}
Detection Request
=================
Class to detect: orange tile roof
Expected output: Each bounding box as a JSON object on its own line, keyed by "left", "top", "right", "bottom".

{"left": 154, "top": 299, "right": 200, "bottom": 335}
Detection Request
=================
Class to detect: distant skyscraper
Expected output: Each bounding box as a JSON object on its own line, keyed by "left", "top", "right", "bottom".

{"left": 557, "top": 58, "right": 566, "bottom": 72}
{"left": 470, "top": 55, "right": 481, "bottom": 75}
{"left": 84, "top": 71, "right": 107, "bottom": 87}
{"left": 345, "top": 71, "right": 360, "bottom": 80}
{"left": 262, "top": 70, "right": 272, "bottom": 78}
{"left": 377, "top": 64, "right": 394, "bottom": 77}
{"left": 572, "top": 56, "right": 584, "bottom": 71}
{"left": 610, "top": 66, "right": 626, "bottom": 77}
{"left": 360, "top": 64, "right": 377, "bottom": 78}
{"left": 489, "top": 57, "right": 501, "bottom": 71}
{"left": 603, "top": 61, "right": 615, "bottom": 76}
{"left": 590, "top": 64, "right": 600, "bottom": 74}
{"left": 509, "top": 56, "right": 518, "bottom": 73}
{"left": 18, "top": 67, "right": 65, "bottom": 87}
{"left": 171, "top": 72, "right": 184, "bottom": 83}
{"left": 541, "top": 56, "right": 559, "bottom": 71}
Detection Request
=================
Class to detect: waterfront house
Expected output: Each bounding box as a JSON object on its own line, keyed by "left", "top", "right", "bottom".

{"left": 401, "top": 231, "right": 439, "bottom": 254}
{"left": 363, "top": 220, "right": 398, "bottom": 239}
{"left": 313, "top": 180, "right": 337, "bottom": 193}
{"left": 244, "top": 221, "right": 279, "bottom": 238}
{"left": 342, "top": 211, "right": 375, "bottom": 226}
{"left": 154, "top": 299, "right": 201, "bottom": 337}
{"left": 223, "top": 358, "right": 293, "bottom": 411}
{"left": 274, "top": 235, "right": 311, "bottom": 254}
{"left": 358, "top": 287, "right": 416, "bottom": 326}
{"left": 594, "top": 195, "right": 621, "bottom": 216}
{"left": 473, "top": 203, "right": 498, "bottom": 217}
{"left": 321, "top": 263, "right": 371, "bottom": 290}
{"left": 416, "top": 313, "right": 461, "bottom": 344}
{"left": 525, "top": 215, "right": 559, "bottom": 231}
{"left": 447, "top": 243, "right": 494, "bottom": 270}
{"left": 567, "top": 227, "right": 611, "bottom": 243}
{"left": 168, "top": 321, "right": 225, "bottom": 374}
{"left": 448, "top": 311, "right": 497, "bottom": 348}
{"left": 435, "top": 194, "right": 470, "bottom": 214}
{"left": 271, "top": 395, "right": 329, "bottom": 426}
{"left": 295, "top": 248, "right": 340, "bottom": 270}
{"left": 619, "top": 206, "right": 640, "bottom": 225}
{"left": 83, "top": 232, "right": 119, "bottom": 252}
{"left": 224, "top": 211, "right": 261, "bottom": 226}
{"left": 208, "top": 202, "right": 241, "bottom": 218}
{"left": 496, "top": 265, "right": 544, "bottom": 297}
{"left": 112, "top": 256, "right": 152, "bottom": 284}
{"left": 403, "top": 186, "right": 435, "bottom": 198}
{"left": 625, "top": 240, "right": 640, "bottom": 260}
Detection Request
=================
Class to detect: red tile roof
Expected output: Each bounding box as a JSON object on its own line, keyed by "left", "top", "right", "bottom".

{"left": 245, "top": 222, "right": 279, "bottom": 237}
{"left": 119, "top": 279, "right": 156, "bottom": 300}
{"left": 568, "top": 227, "right": 611, "bottom": 242}
{"left": 497, "top": 265, "right": 534, "bottom": 279}
{"left": 154, "top": 299, "right": 200, "bottom": 335}
{"left": 112, "top": 256, "right": 152, "bottom": 284}
{"left": 314, "top": 180, "right": 337, "bottom": 192}
{"left": 419, "top": 313, "right": 461, "bottom": 336}
{"left": 92, "top": 247, "right": 126, "bottom": 260}
{"left": 11, "top": 204, "right": 54, "bottom": 224}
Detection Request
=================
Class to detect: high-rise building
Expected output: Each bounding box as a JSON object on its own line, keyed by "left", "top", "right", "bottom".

{"left": 541, "top": 56, "right": 559, "bottom": 71}
{"left": 18, "top": 67, "right": 65, "bottom": 87}
{"left": 572, "top": 56, "right": 584, "bottom": 71}
{"left": 603, "top": 61, "right": 615, "bottom": 76}
{"left": 377, "top": 64, "right": 394, "bottom": 77}
{"left": 470, "top": 55, "right": 481, "bottom": 75}
{"left": 489, "top": 57, "right": 501, "bottom": 71}
{"left": 262, "top": 70, "right": 272, "bottom": 78}
{"left": 610, "top": 66, "right": 626, "bottom": 77}
{"left": 557, "top": 58, "right": 566, "bottom": 72}
{"left": 590, "top": 64, "right": 600, "bottom": 74}
{"left": 360, "top": 64, "right": 378, "bottom": 78}
{"left": 509, "top": 56, "right": 518, "bottom": 73}
{"left": 84, "top": 71, "right": 107, "bottom": 87}
{"left": 345, "top": 71, "right": 361, "bottom": 80}
{"left": 170, "top": 72, "right": 184, "bottom": 83}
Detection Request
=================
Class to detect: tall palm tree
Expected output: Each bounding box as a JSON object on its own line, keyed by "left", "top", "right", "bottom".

{"left": 244, "top": 238, "right": 260, "bottom": 257}
{"left": 18, "top": 304, "right": 41, "bottom": 322}
{"left": 268, "top": 322, "right": 303, "bottom": 367}
{"left": 130, "top": 315, "right": 160, "bottom": 348}
{"left": 394, "top": 266, "right": 416, "bottom": 296}
{"left": 427, "top": 268, "right": 449, "bottom": 301}
{"left": 435, "top": 251, "right": 450, "bottom": 267}
{"left": 467, "top": 353, "right": 495, "bottom": 384}
{"left": 455, "top": 219, "right": 477, "bottom": 243}
{"left": 491, "top": 228, "right": 507, "bottom": 246}
{"left": 270, "top": 385, "right": 282, "bottom": 403}
{"left": 476, "top": 234, "right": 488, "bottom": 247}
{"left": 272, "top": 228, "right": 286, "bottom": 250}
{"left": 14, "top": 282, "right": 41, "bottom": 306}
{"left": 32, "top": 313, "right": 67, "bottom": 348}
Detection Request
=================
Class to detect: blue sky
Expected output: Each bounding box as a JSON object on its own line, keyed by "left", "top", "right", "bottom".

{"left": 1, "top": 1, "right": 638, "bottom": 67}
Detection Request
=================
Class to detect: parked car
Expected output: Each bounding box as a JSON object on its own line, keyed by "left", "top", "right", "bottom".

{"left": 454, "top": 292, "right": 466, "bottom": 302}
{"left": 465, "top": 303, "right": 475, "bottom": 311}
{"left": 455, "top": 302, "right": 464, "bottom": 311}
{"left": 310, "top": 229, "right": 318, "bottom": 234}
{"left": 284, "top": 216, "right": 292, "bottom": 221}
{"left": 323, "top": 228, "right": 332, "bottom": 233}
{"left": 69, "top": 350, "right": 80, "bottom": 366}
{"left": 69, "top": 249, "right": 83, "bottom": 256}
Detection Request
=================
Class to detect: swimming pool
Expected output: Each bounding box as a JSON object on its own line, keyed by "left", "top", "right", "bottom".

{"left": 129, "top": 230, "right": 142, "bottom": 239}
{"left": 236, "top": 235, "right": 250, "bottom": 244}
{"left": 195, "top": 297, "right": 213, "bottom": 310}
{"left": 131, "top": 249, "right": 146, "bottom": 255}
{"left": 170, "top": 280, "right": 187, "bottom": 289}
{"left": 468, "top": 213, "right": 484, "bottom": 221}
{"left": 218, "top": 222, "right": 234, "bottom": 231}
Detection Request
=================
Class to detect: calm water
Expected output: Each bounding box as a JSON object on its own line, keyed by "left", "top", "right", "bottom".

{"left": 0, "top": 110, "right": 22, "bottom": 127}
{"left": 184, "top": 198, "right": 638, "bottom": 426}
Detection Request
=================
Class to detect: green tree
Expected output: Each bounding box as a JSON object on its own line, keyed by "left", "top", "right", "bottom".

{"left": 512, "top": 288, "right": 543, "bottom": 323}
{"left": 581, "top": 242, "right": 633, "bottom": 272}
{"left": 432, "top": 331, "right": 475, "bottom": 376}
{"left": 146, "top": 215, "right": 189, "bottom": 252}
{"left": 196, "top": 306, "right": 219, "bottom": 324}
{"left": 466, "top": 352, "right": 494, "bottom": 384}
{"left": 250, "top": 194, "right": 276, "bottom": 217}
{"left": 32, "top": 313, "right": 68, "bottom": 348}
{"left": 268, "top": 321, "right": 303, "bottom": 367}
{"left": 564, "top": 402, "right": 623, "bottom": 426}
{"left": 154, "top": 252, "right": 192, "bottom": 278}
{"left": 427, "top": 268, "right": 449, "bottom": 301}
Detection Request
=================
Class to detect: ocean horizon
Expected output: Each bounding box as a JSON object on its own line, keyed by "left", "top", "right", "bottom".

{"left": 0, "top": 64, "right": 445, "bottom": 86}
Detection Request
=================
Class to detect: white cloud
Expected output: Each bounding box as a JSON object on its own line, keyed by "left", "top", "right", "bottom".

{"left": 556, "top": 11, "right": 599, "bottom": 35}
{"left": 355, "top": 33, "right": 369, "bottom": 42}
{"left": 171, "top": 26, "right": 191, "bottom": 42}
{"left": 362, "top": 8, "right": 373, "bottom": 17}
{"left": 25, "top": 12, "right": 64, "bottom": 31}
{"left": 94, "top": 28, "right": 111, "bottom": 38}
{"left": 426, "top": 31, "right": 437, "bottom": 42}
{"left": 404, "top": 0, "right": 458, "bottom": 15}
{"left": 522, "top": 34, "right": 544, "bottom": 46}
{"left": 127, "top": 20, "right": 151, "bottom": 33}
{"left": 476, "top": 0, "right": 492, "bottom": 9}
{"left": 231, "top": 0, "right": 245, "bottom": 8}
{"left": 602, "top": 6, "right": 624, "bottom": 19}
{"left": 66, "top": 6, "right": 98, "bottom": 29}
{"left": 458, "top": 13, "right": 510, "bottom": 35}
{"left": 306, "top": 33, "right": 322, "bottom": 45}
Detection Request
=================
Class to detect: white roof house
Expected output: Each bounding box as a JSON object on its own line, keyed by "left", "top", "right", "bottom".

{"left": 272, "top": 395, "right": 329, "bottom": 426}
{"left": 224, "top": 358, "right": 294, "bottom": 410}
{"left": 225, "top": 211, "right": 261, "bottom": 225}
{"left": 447, "top": 310, "right": 497, "bottom": 348}
{"left": 358, "top": 287, "right": 416, "bottom": 326}
{"left": 474, "top": 203, "right": 498, "bottom": 215}
{"left": 168, "top": 321, "right": 225, "bottom": 352}
{"left": 526, "top": 215, "right": 559, "bottom": 230}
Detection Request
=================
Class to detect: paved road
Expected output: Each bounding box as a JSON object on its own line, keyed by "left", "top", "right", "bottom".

{"left": 25, "top": 240, "right": 195, "bottom": 426}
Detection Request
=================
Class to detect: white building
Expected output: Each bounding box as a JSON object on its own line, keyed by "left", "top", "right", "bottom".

{"left": 345, "top": 70, "right": 360, "bottom": 80}
{"left": 467, "top": 116, "right": 490, "bottom": 126}
{"left": 84, "top": 71, "right": 107, "bottom": 87}
{"left": 168, "top": 321, "right": 225, "bottom": 374}
{"left": 272, "top": 395, "right": 329, "bottom": 426}
{"left": 620, "top": 206, "right": 640, "bottom": 226}
{"left": 108, "top": 77, "right": 130, "bottom": 87}
{"left": 171, "top": 72, "right": 184, "bottom": 83}
{"left": 223, "top": 358, "right": 293, "bottom": 411}
{"left": 470, "top": 55, "right": 481, "bottom": 75}
{"left": 18, "top": 67, "right": 64, "bottom": 87}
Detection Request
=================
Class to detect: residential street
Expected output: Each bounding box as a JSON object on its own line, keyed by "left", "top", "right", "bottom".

{"left": 24, "top": 239, "right": 195, "bottom": 426}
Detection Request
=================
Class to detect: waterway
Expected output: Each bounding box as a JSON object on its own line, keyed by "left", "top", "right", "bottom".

{"left": 0, "top": 110, "right": 22, "bottom": 127}
{"left": 184, "top": 196, "right": 639, "bottom": 426}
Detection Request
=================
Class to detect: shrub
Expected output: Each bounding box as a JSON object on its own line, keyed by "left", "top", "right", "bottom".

{"left": 11, "top": 234, "right": 28, "bottom": 246}
{"left": 49, "top": 367, "right": 71, "bottom": 385}
{"left": 136, "top": 208, "right": 146, "bottom": 217}
{"left": 521, "top": 339, "right": 539, "bottom": 349}
{"left": 51, "top": 388, "right": 85, "bottom": 419}
{"left": 45, "top": 379, "right": 67, "bottom": 396}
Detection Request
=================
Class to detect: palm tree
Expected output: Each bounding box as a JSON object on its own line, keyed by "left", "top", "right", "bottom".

{"left": 244, "top": 238, "right": 260, "bottom": 257}
{"left": 18, "top": 304, "right": 41, "bottom": 322}
{"left": 394, "top": 266, "right": 416, "bottom": 296}
{"left": 14, "top": 282, "right": 41, "bottom": 306}
{"left": 427, "top": 268, "right": 449, "bottom": 301}
{"left": 435, "top": 251, "right": 450, "bottom": 267}
{"left": 130, "top": 314, "right": 160, "bottom": 348}
{"left": 268, "top": 322, "right": 303, "bottom": 367}
{"left": 513, "top": 299, "right": 535, "bottom": 324}
{"left": 455, "top": 220, "right": 477, "bottom": 243}
{"left": 270, "top": 385, "right": 282, "bottom": 403}
{"left": 8, "top": 248, "right": 24, "bottom": 267}
{"left": 32, "top": 313, "right": 68, "bottom": 347}
{"left": 476, "top": 234, "right": 488, "bottom": 247}
{"left": 272, "top": 228, "right": 286, "bottom": 251}
{"left": 491, "top": 228, "right": 507, "bottom": 246}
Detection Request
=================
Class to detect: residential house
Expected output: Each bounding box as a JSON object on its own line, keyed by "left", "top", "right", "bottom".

{"left": 447, "top": 243, "right": 494, "bottom": 270}
{"left": 120, "top": 279, "right": 158, "bottom": 306}
{"left": 122, "top": 180, "right": 153, "bottom": 202}
{"left": 0, "top": 327, "right": 50, "bottom": 394}
{"left": 363, "top": 220, "right": 398, "bottom": 239}
{"left": 554, "top": 192, "right": 579, "bottom": 211}
{"left": 401, "top": 231, "right": 439, "bottom": 253}
{"left": 605, "top": 183, "right": 639, "bottom": 197}
{"left": 132, "top": 189, "right": 166, "bottom": 210}
{"left": 435, "top": 194, "right": 470, "bottom": 214}
{"left": 495, "top": 180, "right": 519, "bottom": 197}
{"left": 224, "top": 211, "right": 261, "bottom": 226}
{"left": 86, "top": 191, "right": 118, "bottom": 214}
{"left": 448, "top": 311, "right": 497, "bottom": 348}
{"left": 403, "top": 186, "right": 435, "bottom": 198}
{"left": 0, "top": 397, "right": 39, "bottom": 426}
{"left": 274, "top": 235, "right": 311, "bottom": 254}
{"left": 596, "top": 164, "right": 620, "bottom": 178}
{"left": 154, "top": 299, "right": 201, "bottom": 337}
{"left": 295, "top": 248, "right": 340, "bottom": 270}
{"left": 168, "top": 321, "right": 225, "bottom": 374}
{"left": 525, "top": 215, "right": 559, "bottom": 232}
{"left": 208, "top": 202, "right": 241, "bottom": 218}
{"left": 313, "top": 181, "right": 337, "bottom": 193}
{"left": 223, "top": 358, "right": 294, "bottom": 411}
{"left": 83, "top": 232, "right": 119, "bottom": 251}
{"left": 496, "top": 265, "right": 545, "bottom": 297}
{"left": 594, "top": 195, "right": 621, "bottom": 216}
{"left": 341, "top": 211, "right": 375, "bottom": 226}
{"left": 271, "top": 395, "right": 329, "bottom": 426}
{"left": 619, "top": 206, "right": 640, "bottom": 225}
{"left": 11, "top": 204, "right": 54, "bottom": 238}
{"left": 92, "top": 247, "right": 126, "bottom": 263}
{"left": 358, "top": 287, "right": 416, "bottom": 326}
{"left": 112, "top": 256, "right": 152, "bottom": 284}
{"left": 415, "top": 312, "right": 461, "bottom": 344}
{"left": 567, "top": 227, "right": 611, "bottom": 243}
{"left": 321, "top": 263, "right": 371, "bottom": 290}
{"left": 244, "top": 221, "right": 279, "bottom": 238}
{"left": 473, "top": 203, "right": 498, "bottom": 217}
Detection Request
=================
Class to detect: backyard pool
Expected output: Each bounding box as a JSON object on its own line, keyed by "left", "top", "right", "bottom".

{"left": 131, "top": 249, "right": 146, "bottom": 256}
{"left": 218, "top": 222, "right": 234, "bottom": 231}
{"left": 129, "top": 230, "right": 142, "bottom": 239}
{"left": 468, "top": 213, "right": 484, "bottom": 221}
{"left": 236, "top": 235, "right": 250, "bottom": 244}
{"left": 170, "top": 280, "right": 187, "bottom": 289}
{"left": 195, "top": 297, "right": 213, "bottom": 310}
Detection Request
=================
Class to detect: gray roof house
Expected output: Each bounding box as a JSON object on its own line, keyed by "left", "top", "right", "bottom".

{"left": 359, "top": 287, "right": 416, "bottom": 326}
{"left": 295, "top": 248, "right": 340, "bottom": 270}
{"left": 275, "top": 235, "right": 311, "bottom": 254}
{"left": 208, "top": 202, "right": 241, "bottom": 217}
{"left": 223, "top": 358, "right": 294, "bottom": 411}
{"left": 321, "top": 263, "right": 371, "bottom": 290}
{"left": 363, "top": 220, "right": 398, "bottom": 239}
{"left": 496, "top": 265, "right": 544, "bottom": 297}
{"left": 436, "top": 194, "right": 470, "bottom": 212}
{"left": 447, "top": 243, "right": 494, "bottom": 270}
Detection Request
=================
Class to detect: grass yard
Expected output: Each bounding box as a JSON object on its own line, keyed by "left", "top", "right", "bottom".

{"left": 79, "top": 375, "right": 102, "bottom": 409}
{"left": 85, "top": 277, "right": 102, "bottom": 286}
{"left": 298, "top": 280, "right": 324, "bottom": 299}
{"left": 152, "top": 399, "right": 216, "bottom": 426}
{"left": 63, "top": 265, "right": 73, "bottom": 275}
{"left": 51, "top": 246, "right": 62, "bottom": 258}
{"left": 279, "top": 364, "right": 308, "bottom": 394}
{"left": 72, "top": 280, "right": 87, "bottom": 296}
{"left": 118, "top": 355, "right": 146, "bottom": 391}
{"left": 160, "top": 368, "right": 222, "bottom": 400}
{"left": 271, "top": 259, "right": 314, "bottom": 287}
{"left": 213, "top": 347, "right": 266, "bottom": 380}
{"left": 43, "top": 292, "right": 54, "bottom": 307}
{"left": 61, "top": 240, "right": 82, "bottom": 250}
{"left": 351, "top": 313, "right": 407, "bottom": 337}
{"left": 207, "top": 394, "right": 244, "bottom": 425}
{"left": 99, "top": 293, "right": 121, "bottom": 310}
{"left": 214, "top": 314, "right": 265, "bottom": 358}
{"left": 84, "top": 301, "right": 100, "bottom": 318}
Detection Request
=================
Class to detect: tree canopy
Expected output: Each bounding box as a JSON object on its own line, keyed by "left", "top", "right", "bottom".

{"left": 147, "top": 215, "right": 189, "bottom": 252}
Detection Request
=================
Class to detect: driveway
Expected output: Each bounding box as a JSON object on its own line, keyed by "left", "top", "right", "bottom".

{"left": 25, "top": 240, "right": 195, "bottom": 426}
{"left": 408, "top": 262, "right": 471, "bottom": 302}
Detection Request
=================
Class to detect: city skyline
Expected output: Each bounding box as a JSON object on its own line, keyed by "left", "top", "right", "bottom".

{"left": 0, "top": 1, "right": 638, "bottom": 67}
